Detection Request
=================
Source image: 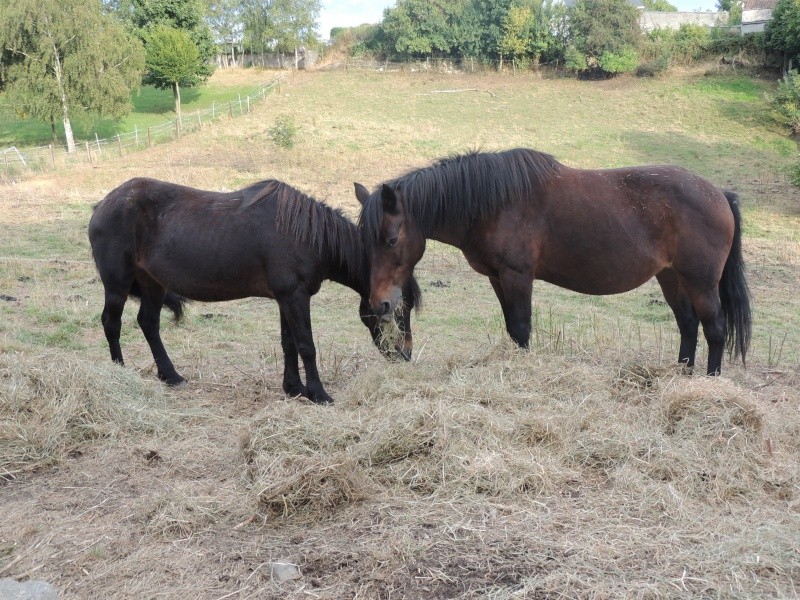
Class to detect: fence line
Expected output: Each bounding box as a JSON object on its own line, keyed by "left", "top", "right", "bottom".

{"left": 2, "top": 75, "right": 284, "bottom": 175}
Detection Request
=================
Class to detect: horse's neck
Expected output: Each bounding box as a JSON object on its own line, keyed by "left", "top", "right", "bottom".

{"left": 324, "top": 245, "right": 369, "bottom": 297}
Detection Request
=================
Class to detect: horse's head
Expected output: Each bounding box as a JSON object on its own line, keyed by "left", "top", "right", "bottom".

{"left": 359, "top": 285, "right": 415, "bottom": 362}
{"left": 355, "top": 182, "right": 426, "bottom": 319}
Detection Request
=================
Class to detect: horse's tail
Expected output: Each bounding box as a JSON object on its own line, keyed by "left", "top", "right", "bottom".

{"left": 720, "top": 191, "right": 752, "bottom": 365}
{"left": 129, "top": 281, "right": 187, "bottom": 323}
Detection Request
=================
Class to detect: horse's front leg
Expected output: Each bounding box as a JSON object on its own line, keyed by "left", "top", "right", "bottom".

{"left": 494, "top": 271, "right": 533, "bottom": 348}
{"left": 278, "top": 307, "right": 307, "bottom": 398}
{"left": 277, "top": 292, "right": 332, "bottom": 404}
{"left": 136, "top": 279, "right": 185, "bottom": 386}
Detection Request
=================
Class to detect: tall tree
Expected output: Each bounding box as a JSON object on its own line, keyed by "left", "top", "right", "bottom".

{"left": 381, "top": 0, "right": 463, "bottom": 59}
{"left": 0, "top": 0, "right": 144, "bottom": 152}
{"left": 567, "top": 0, "right": 641, "bottom": 74}
{"left": 207, "top": 0, "right": 244, "bottom": 66}
{"left": 716, "top": 0, "right": 743, "bottom": 25}
{"left": 765, "top": 0, "right": 800, "bottom": 73}
{"left": 241, "top": 0, "right": 321, "bottom": 68}
{"left": 499, "top": 5, "right": 533, "bottom": 68}
{"left": 145, "top": 25, "right": 204, "bottom": 119}
{"left": 111, "top": 0, "right": 216, "bottom": 78}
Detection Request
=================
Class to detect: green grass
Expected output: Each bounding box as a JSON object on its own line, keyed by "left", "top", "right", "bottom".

{"left": 0, "top": 76, "right": 273, "bottom": 148}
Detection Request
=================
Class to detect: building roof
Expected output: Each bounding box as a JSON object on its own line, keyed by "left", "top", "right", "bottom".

{"left": 742, "top": 0, "right": 777, "bottom": 11}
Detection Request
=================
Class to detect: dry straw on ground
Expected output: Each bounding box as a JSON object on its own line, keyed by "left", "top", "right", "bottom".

{"left": 0, "top": 353, "right": 176, "bottom": 477}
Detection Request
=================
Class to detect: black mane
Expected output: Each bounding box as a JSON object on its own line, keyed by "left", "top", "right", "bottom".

{"left": 359, "top": 148, "right": 561, "bottom": 240}
{"left": 244, "top": 180, "right": 365, "bottom": 287}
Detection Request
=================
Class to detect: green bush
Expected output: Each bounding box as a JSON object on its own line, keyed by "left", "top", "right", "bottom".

{"left": 565, "top": 46, "right": 588, "bottom": 72}
{"left": 268, "top": 115, "right": 299, "bottom": 149}
{"left": 772, "top": 71, "right": 800, "bottom": 136}
{"left": 673, "top": 24, "right": 711, "bottom": 61}
{"left": 600, "top": 46, "right": 639, "bottom": 73}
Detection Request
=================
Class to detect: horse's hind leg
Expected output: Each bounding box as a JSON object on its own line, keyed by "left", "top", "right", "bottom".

{"left": 135, "top": 275, "right": 186, "bottom": 386}
{"left": 278, "top": 306, "right": 308, "bottom": 398}
{"left": 656, "top": 270, "right": 699, "bottom": 370}
{"left": 677, "top": 275, "right": 726, "bottom": 376}
{"left": 102, "top": 288, "right": 128, "bottom": 365}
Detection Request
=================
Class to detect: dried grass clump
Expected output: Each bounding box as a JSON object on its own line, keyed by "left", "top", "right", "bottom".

{"left": 0, "top": 352, "right": 175, "bottom": 474}
{"left": 146, "top": 493, "right": 229, "bottom": 539}
{"left": 251, "top": 454, "right": 371, "bottom": 520}
{"left": 242, "top": 404, "right": 369, "bottom": 520}
{"left": 653, "top": 377, "right": 778, "bottom": 501}
{"left": 242, "top": 403, "right": 360, "bottom": 467}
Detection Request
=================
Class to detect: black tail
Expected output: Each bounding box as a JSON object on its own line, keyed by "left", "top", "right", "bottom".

{"left": 720, "top": 191, "right": 752, "bottom": 365}
{"left": 129, "top": 281, "right": 187, "bottom": 322}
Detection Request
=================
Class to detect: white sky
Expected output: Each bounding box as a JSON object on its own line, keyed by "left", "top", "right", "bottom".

{"left": 318, "top": 0, "right": 721, "bottom": 40}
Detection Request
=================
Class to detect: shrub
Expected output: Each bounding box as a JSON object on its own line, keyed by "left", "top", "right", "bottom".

{"left": 600, "top": 46, "right": 639, "bottom": 73}
{"left": 636, "top": 54, "right": 670, "bottom": 77}
{"left": 772, "top": 71, "right": 800, "bottom": 136}
{"left": 565, "top": 46, "right": 588, "bottom": 72}
{"left": 268, "top": 114, "right": 299, "bottom": 149}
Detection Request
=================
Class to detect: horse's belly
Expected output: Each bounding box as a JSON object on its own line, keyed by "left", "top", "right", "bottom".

{"left": 539, "top": 263, "right": 657, "bottom": 296}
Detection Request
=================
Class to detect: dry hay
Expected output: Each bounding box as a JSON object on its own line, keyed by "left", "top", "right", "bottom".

{"left": 238, "top": 345, "right": 800, "bottom": 597}
{"left": 0, "top": 352, "right": 176, "bottom": 476}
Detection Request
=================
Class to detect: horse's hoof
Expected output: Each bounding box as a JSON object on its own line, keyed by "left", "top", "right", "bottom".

{"left": 309, "top": 393, "right": 334, "bottom": 405}
{"left": 163, "top": 376, "right": 187, "bottom": 387}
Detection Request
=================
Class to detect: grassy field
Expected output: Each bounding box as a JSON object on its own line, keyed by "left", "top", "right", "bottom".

{"left": 1, "top": 66, "right": 799, "bottom": 598}
{"left": 0, "top": 69, "right": 273, "bottom": 148}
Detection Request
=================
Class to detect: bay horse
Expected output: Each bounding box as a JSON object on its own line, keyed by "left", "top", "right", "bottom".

{"left": 356, "top": 148, "right": 751, "bottom": 375}
{"left": 89, "top": 177, "right": 421, "bottom": 404}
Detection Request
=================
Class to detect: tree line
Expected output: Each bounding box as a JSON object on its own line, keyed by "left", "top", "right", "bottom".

{"left": 333, "top": 0, "right": 799, "bottom": 76}
{"left": 0, "top": 0, "right": 320, "bottom": 153}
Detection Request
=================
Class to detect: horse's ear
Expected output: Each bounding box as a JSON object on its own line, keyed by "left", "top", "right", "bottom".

{"left": 381, "top": 184, "right": 399, "bottom": 215}
{"left": 354, "top": 182, "right": 370, "bottom": 206}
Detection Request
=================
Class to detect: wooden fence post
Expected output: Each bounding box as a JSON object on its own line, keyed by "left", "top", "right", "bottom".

{"left": 135, "top": 125, "right": 139, "bottom": 147}
{"left": 147, "top": 126, "right": 151, "bottom": 147}
{"left": 246, "top": 96, "right": 250, "bottom": 113}
{"left": 95, "top": 133, "right": 102, "bottom": 156}
{"left": 85, "top": 141, "right": 92, "bottom": 165}
{"left": 212, "top": 101, "right": 215, "bottom": 119}
{"left": 238, "top": 94, "right": 243, "bottom": 114}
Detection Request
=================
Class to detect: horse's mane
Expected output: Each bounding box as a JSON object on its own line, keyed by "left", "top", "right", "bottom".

{"left": 249, "top": 180, "right": 366, "bottom": 286}
{"left": 359, "top": 148, "right": 561, "bottom": 239}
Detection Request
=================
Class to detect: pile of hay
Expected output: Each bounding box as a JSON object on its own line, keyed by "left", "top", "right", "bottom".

{"left": 240, "top": 346, "right": 800, "bottom": 596}
{"left": 0, "top": 352, "right": 175, "bottom": 476}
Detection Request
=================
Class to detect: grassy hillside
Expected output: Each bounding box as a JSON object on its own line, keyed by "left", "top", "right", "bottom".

{"left": 0, "top": 69, "right": 274, "bottom": 148}
{"left": 0, "top": 67, "right": 798, "bottom": 598}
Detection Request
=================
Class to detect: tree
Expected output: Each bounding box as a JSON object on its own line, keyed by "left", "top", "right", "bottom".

{"left": 499, "top": 5, "right": 533, "bottom": 69}
{"left": 716, "top": 0, "right": 743, "bottom": 25}
{"left": 567, "top": 0, "right": 641, "bottom": 74}
{"left": 111, "top": 0, "right": 216, "bottom": 78}
{"left": 207, "top": 0, "right": 244, "bottom": 67}
{"left": 0, "top": 0, "right": 144, "bottom": 152}
{"left": 765, "top": 0, "right": 800, "bottom": 72}
{"left": 643, "top": 0, "right": 678, "bottom": 10}
{"left": 380, "top": 0, "right": 462, "bottom": 60}
{"left": 242, "top": 0, "right": 321, "bottom": 68}
{"left": 145, "top": 25, "right": 203, "bottom": 119}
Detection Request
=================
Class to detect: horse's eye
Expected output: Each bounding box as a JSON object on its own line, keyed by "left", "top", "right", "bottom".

{"left": 386, "top": 237, "right": 398, "bottom": 248}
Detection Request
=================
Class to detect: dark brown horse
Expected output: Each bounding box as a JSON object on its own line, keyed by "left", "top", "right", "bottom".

{"left": 357, "top": 148, "right": 751, "bottom": 375}
{"left": 89, "top": 177, "right": 421, "bottom": 404}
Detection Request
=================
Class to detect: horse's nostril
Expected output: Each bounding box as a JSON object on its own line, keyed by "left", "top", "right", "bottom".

{"left": 379, "top": 301, "right": 391, "bottom": 316}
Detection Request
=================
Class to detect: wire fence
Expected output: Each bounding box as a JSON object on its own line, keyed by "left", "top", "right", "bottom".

{"left": 1, "top": 75, "right": 284, "bottom": 175}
